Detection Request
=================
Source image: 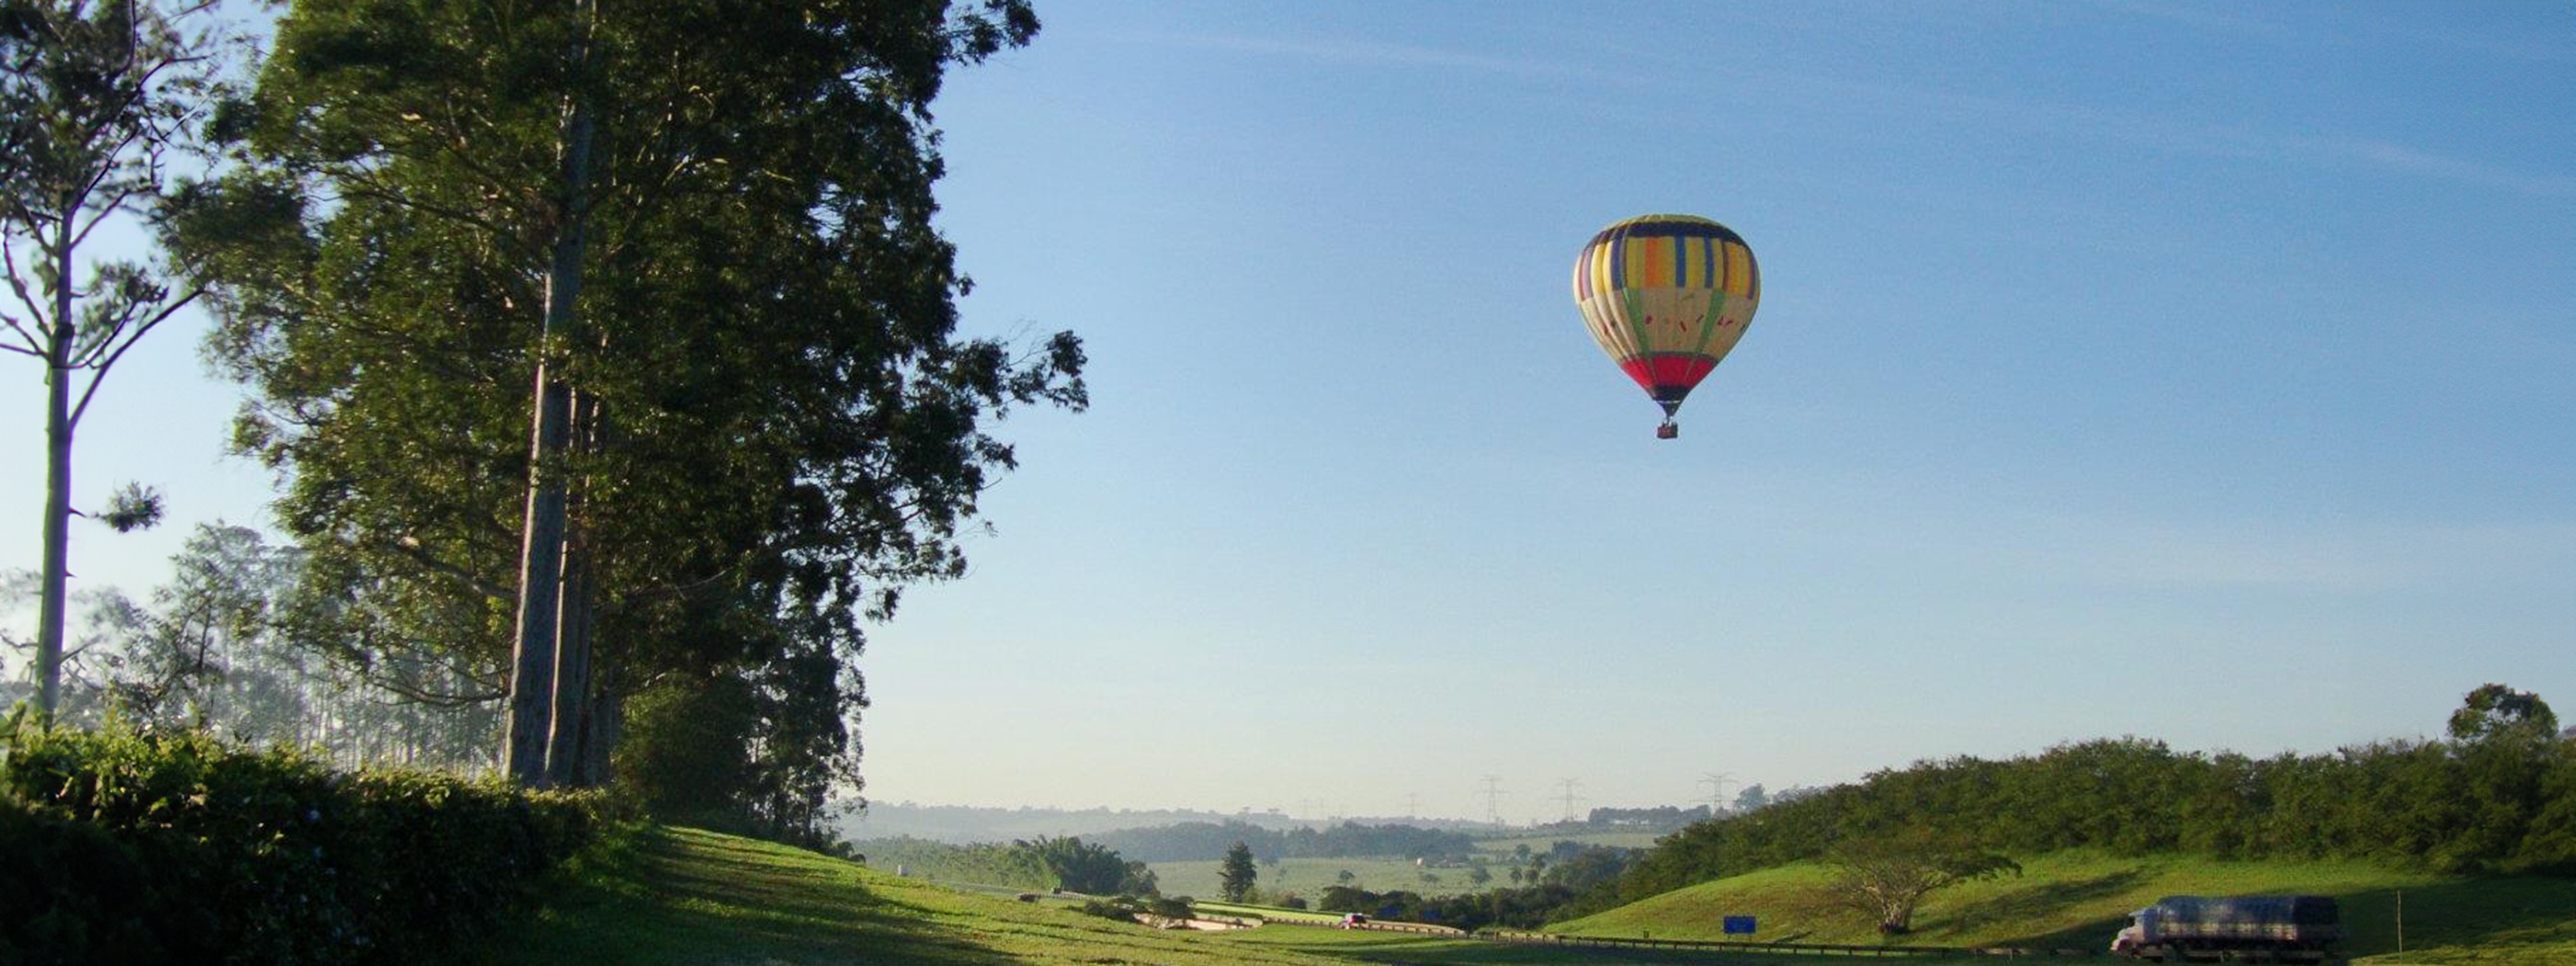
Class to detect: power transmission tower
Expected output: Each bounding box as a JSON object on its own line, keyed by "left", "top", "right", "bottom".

{"left": 1478, "top": 776, "right": 1509, "bottom": 826}
{"left": 1701, "top": 772, "right": 1732, "bottom": 815}
{"left": 1557, "top": 778, "right": 1586, "bottom": 823}
{"left": 1405, "top": 792, "right": 1421, "bottom": 818}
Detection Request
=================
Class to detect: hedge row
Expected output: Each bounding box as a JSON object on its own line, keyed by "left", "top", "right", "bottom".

{"left": 1, "top": 715, "right": 605, "bottom": 965}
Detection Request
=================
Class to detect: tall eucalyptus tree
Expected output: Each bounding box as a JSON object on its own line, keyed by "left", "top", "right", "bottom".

{"left": 1, "top": 0, "right": 221, "bottom": 716}
{"left": 168, "top": 0, "right": 1081, "bottom": 791}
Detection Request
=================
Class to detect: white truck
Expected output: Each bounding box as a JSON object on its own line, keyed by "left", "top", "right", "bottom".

{"left": 2111, "top": 894, "right": 2342, "bottom": 963}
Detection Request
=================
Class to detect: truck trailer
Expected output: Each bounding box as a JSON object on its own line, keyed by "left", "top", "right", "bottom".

{"left": 2110, "top": 894, "right": 2343, "bottom": 963}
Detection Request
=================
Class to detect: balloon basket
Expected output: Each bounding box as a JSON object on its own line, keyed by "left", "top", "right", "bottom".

{"left": 1656, "top": 422, "right": 1678, "bottom": 440}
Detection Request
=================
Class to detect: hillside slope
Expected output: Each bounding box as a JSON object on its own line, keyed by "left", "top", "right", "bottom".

{"left": 469, "top": 825, "right": 1353, "bottom": 966}
{"left": 1548, "top": 849, "right": 2576, "bottom": 965}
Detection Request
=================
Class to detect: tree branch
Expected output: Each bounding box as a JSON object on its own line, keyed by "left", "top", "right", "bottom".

{"left": 66, "top": 284, "right": 200, "bottom": 428}
{"left": 382, "top": 535, "right": 513, "bottom": 603}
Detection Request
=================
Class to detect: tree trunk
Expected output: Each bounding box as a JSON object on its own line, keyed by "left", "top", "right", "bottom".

{"left": 544, "top": 401, "right": 596, "bottom": 786}
{"left": 580, "top": 663, "right": 622, "bottom": 786}
{"left": 35, "top": 232, "right": 75, "bottom": 718}
{"left": 502, "top": 7, "right": 597, "bottom": 786}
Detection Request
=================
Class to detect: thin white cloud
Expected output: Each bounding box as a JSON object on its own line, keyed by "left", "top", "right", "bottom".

{"left": 1102, "top": 29, "right": 1632, "bottom": 85}
{"left": 1690, "top": 64, "right": 2576, "bottom": 202}
{"left": 2316, "top": 137, "right": 2576, "bottom": 200}
{"left": 2088, "top": 0, "right": 2576, "bottom": 64}
{"left": 1117, "top": 21, "right": 2574, "bottom": 203}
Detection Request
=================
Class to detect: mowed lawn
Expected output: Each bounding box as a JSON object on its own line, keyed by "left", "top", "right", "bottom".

{"left": 471, "top": 825, "right": 1353, "bottom": 966}
{"left": 1548, "top": 849, "right": 2576, "bottom": 966}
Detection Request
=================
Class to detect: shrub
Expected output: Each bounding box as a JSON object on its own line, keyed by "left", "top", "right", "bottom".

{"left": 0, "top": 714, "right": 605, "bottom": 965}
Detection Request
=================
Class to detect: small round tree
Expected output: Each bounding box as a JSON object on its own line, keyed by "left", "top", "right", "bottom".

{"left": 1219, "top": 840, "right": 1258, "bottom": 903}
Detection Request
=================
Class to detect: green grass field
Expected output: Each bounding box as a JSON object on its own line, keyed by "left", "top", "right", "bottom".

{"left": 469, "top": 826, "right": 2572, "bottom": 966}
{"left": 1150, "top": 854, "right": 1501, "bottom": 902}
{"left": 1548, "top": 849, "right": 2576, "bottom": 966}
{"left": 470, "top": 825, "right": 1355, "bottom": 965}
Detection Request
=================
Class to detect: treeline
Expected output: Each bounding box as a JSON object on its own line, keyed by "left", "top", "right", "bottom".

{"left": 1584, "top": 804, "right": 1711, "bottom": 828}
{"left": 1088, "top": 820, "right": 1479, "bottom": 862}
{"left": 1573, "top": 686, "right": 2576, "bottom": 919}
{"left": 840, "top": 803, "right": 1308, "bottom": 844}
{"left": 855, "top": 835, "right": 1156, "bottom": 894}
{"left": 4, "top": 526, "right": 501, "bottom": 774}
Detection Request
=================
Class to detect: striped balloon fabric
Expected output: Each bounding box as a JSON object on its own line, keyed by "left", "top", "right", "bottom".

{"left": 1571, "top": 214, "right": 1761, "bottom": 437}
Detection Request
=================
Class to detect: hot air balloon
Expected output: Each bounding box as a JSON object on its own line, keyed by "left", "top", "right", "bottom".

{"left": 1571, "top": 214, "right": 1761, "bottom": 439}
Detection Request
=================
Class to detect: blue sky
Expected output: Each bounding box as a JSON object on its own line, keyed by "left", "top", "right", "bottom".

{"left": 9, "top": 0, "right": 2572, "bottom": 824}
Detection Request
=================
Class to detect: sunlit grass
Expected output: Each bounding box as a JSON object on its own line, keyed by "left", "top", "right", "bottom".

{"left": 469, "top": 824, "right": 1352, "bottom": 965}
{"left": 1548, "top": 849, "right": 2576, "bottom": 966}
{"left": 464, "top": 828, "right": 2571, "bottom": 966}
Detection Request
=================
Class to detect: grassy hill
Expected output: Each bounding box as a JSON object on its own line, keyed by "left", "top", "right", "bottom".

{"left": 466, "top": 825, "right": 2570, "bottom": 965}
{"left": 471, "top": 825, "right": 1356, "bottom": 965}
{"left": 468, "top": 824, "right": 1809, "bottom": 965}
{"left": 1548, "top": 849, "right": 2576, "bottom": 965}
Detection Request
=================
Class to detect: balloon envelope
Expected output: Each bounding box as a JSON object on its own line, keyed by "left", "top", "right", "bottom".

{"left": 1571, "top": 214, "right": 1761, "bottom": 426}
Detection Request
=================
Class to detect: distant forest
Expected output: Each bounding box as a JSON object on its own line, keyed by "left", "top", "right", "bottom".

{"left": 840, "top": 804, "right": 1310, "bottom": 844}
{"left": 840, "top": 803, "right": 1496, "bottom": 845}
{"left": 1088, "top": 820, "right": 1480, "bottom": 862}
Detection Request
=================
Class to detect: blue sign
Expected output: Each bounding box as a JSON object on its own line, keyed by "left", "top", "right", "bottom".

{"left": 1723, "top": 915, "right": 1757, "bottom": 935}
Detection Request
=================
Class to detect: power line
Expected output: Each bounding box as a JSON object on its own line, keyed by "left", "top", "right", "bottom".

{"left": 1701, "top": 772, "right": 1732, "bottom": 815}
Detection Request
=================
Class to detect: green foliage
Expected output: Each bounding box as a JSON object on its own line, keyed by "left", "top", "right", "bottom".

{"left": 1219, "top": 840, "right": 1258, "bottom": 902}
{"left": 851, "top": 833, "right": 1156, "bottom": 895}
{"left": 166, "top": 0, "right": 1086, "bottom": 808}
{"left": 93, "top": 484, "right": 165, "bottom": 534}
{"left": 1822, "top": 832, "right": 2021, "bottom": 935}
{"left": 2450, "top": 684, "right": 2559, "bottom": 745}
{"left": 0, "top": 716, "right": 602, "bottom": 965}
{"left": 613, "top": 675, "right": 758, "bottom": 827}
{"left": 1019, "top": 834, "right": 1158, "bottom": 895}
{"left": 854, "top": 835, "right": 1051, "bottom": 891}
{"left": 1075, "top": 898, "right": 1141, "bottom": 922}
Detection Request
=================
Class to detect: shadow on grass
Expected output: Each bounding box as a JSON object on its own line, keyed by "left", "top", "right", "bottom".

{"left": 1937, "top": 865, "right": 2150, "bottom": 950}
{"left": 479, "top": 825, "right": 1019, "bottom": 965}
{"left": 1975, "top": 868, "right": 2576, "bottom": 960}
